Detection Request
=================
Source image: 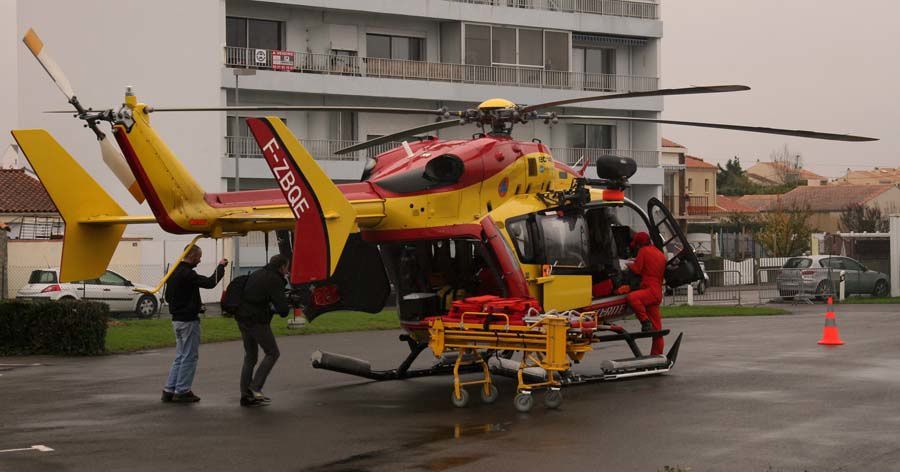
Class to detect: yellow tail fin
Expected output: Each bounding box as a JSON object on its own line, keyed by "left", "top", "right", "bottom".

{"left": 246, "top": 117, "right": 356, "bottom": 283}
{"left": 11, "top": 130, "right": 126, "bottom": 282}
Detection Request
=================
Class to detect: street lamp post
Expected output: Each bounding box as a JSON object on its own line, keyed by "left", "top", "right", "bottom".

{"left": 232, "top": 67, "right": 256, "bottom": 277}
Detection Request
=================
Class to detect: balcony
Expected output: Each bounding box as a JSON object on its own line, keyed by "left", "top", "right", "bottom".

{"left": 549, "top": 147, "right": 659, "bottom": 168}
{"left": 227, "top": 137, "right": 659, "bottom": 169}
{"left": 443, "top": 0, "right": 659, "bottom": 19}
{"left": 224, "top": 47, "right": 659, "bottom": 94}
{"left": 664, "top": 194, "right": 712, "bottom": 218}
{"left": 225, "top": 136, "right": 402, "bottom": 162}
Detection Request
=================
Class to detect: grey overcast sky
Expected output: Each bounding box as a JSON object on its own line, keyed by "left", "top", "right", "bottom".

{"left": 660, "top": 0, "right": 899, "bottom": 178}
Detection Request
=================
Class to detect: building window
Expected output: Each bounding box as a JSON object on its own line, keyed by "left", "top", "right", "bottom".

{"left": 464, "top": 24, "right": 569, "bottom": 71}
{"left": 566, "top": 124, "right": 614, "bottom": 149}
{"left": 688, "top": 178, "right": 693, "bottom": 192}
{"left": 226, "top": 17, "right": 283, "bottom": 50}
{"left": 704, "top": 179, "right": 709, "bottom": 193}
{"left": 544, "top": 31, "right": 569, "bottom": 71}
{"left": 366, "top": 34, "right": 425, "bottom": 61}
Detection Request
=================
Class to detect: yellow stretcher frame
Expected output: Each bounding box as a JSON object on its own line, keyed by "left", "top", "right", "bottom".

{"left": 428, "top": 313, "right": 594, "bottom": 412}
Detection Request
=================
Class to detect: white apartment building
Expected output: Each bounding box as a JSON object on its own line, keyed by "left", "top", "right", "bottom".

{"left": 4, "top": 0, "right": 663, "bottom": 271}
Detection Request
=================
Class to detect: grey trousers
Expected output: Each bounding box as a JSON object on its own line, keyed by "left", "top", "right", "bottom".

{"left": 237, "top": 319, "right": 280, "bottom": 397}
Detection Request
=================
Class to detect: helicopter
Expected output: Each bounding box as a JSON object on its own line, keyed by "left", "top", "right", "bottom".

{"left": 13, "top": 29, "right": 878, "bottom": 395}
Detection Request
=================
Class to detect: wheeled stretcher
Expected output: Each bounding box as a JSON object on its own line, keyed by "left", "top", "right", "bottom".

{"left": 427, "top": 309, "right": 681, "bottom": 412}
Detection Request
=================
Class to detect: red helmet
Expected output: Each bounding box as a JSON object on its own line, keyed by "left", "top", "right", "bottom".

{"left": 630, "top": 231, "right": 651, "bottom": 250}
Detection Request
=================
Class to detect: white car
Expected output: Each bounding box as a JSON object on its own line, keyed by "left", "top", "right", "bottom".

{"left": 16, "top": 268, "right": 161, "bottom": 317}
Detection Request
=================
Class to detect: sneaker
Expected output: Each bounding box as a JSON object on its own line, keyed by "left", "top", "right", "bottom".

{"left": 240, "top": 396, "right": 264, "bottom": 407}
{"left": 247, "top": 389, "right": 272, "bottom": 403}
{"left": 172, "top": 391, "right": 201, "bottom": 403}
{"left": 161, "top": 390, "right": 174, "bottom": 403}
{"left": 640, "top": 320, "right": 655, "bottom": 333}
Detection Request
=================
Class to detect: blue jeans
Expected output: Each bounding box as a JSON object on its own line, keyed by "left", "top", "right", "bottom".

{"left": 164, "top": 320, "right": 201, "bottom": 394}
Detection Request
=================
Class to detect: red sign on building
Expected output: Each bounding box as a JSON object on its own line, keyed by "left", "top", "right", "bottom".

{"left": 271, "top": 50, "right": 295, "bottom": 71}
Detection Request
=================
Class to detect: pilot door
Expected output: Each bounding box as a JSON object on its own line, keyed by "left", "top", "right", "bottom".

{"left": 646, "top": 197, "right": 703, "bottom": 288}
{"left": 506, "top": 211, "right": 593, "bottom": 311}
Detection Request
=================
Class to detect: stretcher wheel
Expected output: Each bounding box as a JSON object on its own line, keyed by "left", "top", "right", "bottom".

{"left": 481, "top": 384, "right": 499, "bottom": 404}
{"left": 544, "top": 389, "right": 562, "bottom": 409}
{"left": 451, "top": 388, "right": 469, "bottom": 408}
{"left": 514, "top": 393, "right": 533, "bottom": 413}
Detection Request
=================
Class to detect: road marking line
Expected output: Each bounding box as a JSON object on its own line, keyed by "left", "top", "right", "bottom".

{"left": 0, "top": 445, "right": 54, "bottom": 454}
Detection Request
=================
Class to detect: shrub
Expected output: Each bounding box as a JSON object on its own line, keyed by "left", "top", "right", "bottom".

{"left": 0, "top": 300, "right": 108, "bottom": 356}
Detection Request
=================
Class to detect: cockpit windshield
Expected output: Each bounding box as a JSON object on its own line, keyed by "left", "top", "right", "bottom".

{"left": 535, "top": 212, "right": 589, "bottom": 268}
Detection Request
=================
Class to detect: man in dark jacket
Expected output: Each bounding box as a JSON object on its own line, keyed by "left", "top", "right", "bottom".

{"left": 162, "top": 245, "right": 228, "bottom": 403}
{"left": 236, "top": 254, "right": 291, "bottom": 406}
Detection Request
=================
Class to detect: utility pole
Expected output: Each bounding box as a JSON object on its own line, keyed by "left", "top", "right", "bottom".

{"left": 232, "top": 67, "right": 256, "bottom": 277}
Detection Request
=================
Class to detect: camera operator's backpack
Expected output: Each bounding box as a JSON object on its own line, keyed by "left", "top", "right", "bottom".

{"left": 221, "top": 275, "right": 250, "bottom": 317}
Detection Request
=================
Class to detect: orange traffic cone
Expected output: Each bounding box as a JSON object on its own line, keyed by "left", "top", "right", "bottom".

{"left": 818, "top": 297, "right": 844, "bottom": 346}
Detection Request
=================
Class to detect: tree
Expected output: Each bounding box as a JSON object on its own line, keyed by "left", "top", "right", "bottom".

{"left": 839, "top": 203, "right": 889, "bottom": 233}
{"left": 755, "top": 202, "right": 813, "bottom": 257}
{"left": 769, "top": 144, "right": 803, "bottom": 185}
{"left": 716, "top": 157, "right": 759, "bottom": 196}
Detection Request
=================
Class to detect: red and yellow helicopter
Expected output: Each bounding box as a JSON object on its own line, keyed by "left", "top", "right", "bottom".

{"left": 13, "top": 29, "right": 877, "bottom": 410}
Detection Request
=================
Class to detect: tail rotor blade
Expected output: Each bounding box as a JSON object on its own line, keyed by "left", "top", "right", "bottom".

{"left": 22, "top": 29, "right": 76, "bottom": 101}
{"left": 99, "top": 135, "right": 145, "bottom": 203}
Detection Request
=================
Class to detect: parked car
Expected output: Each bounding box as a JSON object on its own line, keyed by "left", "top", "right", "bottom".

{"left": 16, "top": 268, "right": 161, "bottom": 317}
{"left": 776, "top": 256, "right": 889, "bottom": 300}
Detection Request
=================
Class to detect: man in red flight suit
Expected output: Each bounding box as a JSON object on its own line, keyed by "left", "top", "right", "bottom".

{"left": 625, "top": 231, "right": 667, "bottom": 355}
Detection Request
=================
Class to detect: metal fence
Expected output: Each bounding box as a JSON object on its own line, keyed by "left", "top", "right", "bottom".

{"left": 224, "top": 46, "right": 659, "bottom": 93}
{"left": 443, "top": 0, "right": 659, "bottom": 19}
{"left": 664, "top": 270, "right": 743, "bottom": 306}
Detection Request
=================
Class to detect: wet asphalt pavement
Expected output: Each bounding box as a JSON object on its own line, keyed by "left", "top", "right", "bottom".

{"left": 2, "top": 304, "right": 899, "bottom": 472}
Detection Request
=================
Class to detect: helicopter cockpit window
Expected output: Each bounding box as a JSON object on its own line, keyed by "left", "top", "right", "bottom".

{"left": 536, "top": 212, "right": 589, "bottom": 269}
{"left": 506, "top": 218, "right": 535, "bottom": 262}
{"left": 650, "top": 205, "right": 685, "bottom": 262}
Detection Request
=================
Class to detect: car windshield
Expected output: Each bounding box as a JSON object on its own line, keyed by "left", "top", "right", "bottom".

{"left": 783, "top": 258, "right": 812, "bottom": 269}
{"left": 28, "top": 270, "right": 58, "bottom": 284}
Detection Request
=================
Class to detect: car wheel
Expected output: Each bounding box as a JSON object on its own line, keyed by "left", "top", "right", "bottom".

{"left": 59, "top": 296, "right": 77, "bottom": 301}
{"left": 872, "top": 279, "right": 889, "bottom": 298}
{"left": 815, "top": 280, "right": 834, "bottom": 301}
{"left": 136, "top": 295, "right": 159, "bottom": 318}
{"left": 696, "top": 281, "right": 706, "bottom": 295}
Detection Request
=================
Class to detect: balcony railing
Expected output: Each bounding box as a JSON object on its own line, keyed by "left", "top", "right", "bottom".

{"left": 225, "top": 136, "right": 401, "bottom": 162}
{"left": 227, "top": 137, "right": 661, "bottom": 169}
{"left": 443, "top": 0, "right": 659, "bottom": 20}
{"left": 224, "top": 47, "right": 659, "bottom": 94}
{"left": 549, "top": 147, "right": 659, "bottom": 168}
{"left": 664, "top": 194, "right": 711, "bottom": 217}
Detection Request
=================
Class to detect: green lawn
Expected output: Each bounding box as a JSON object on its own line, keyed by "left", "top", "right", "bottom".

{"left": 106, "top": 305, "right": 789, "bottom": 353}
{"left": 661, "top": 305, "right": 788, "bottom": 318}
{"left": 836, "top": 296, "right": 900, "bottom": 304}
{"left": 105, "top": 310, "right": 400, "bottom": 353}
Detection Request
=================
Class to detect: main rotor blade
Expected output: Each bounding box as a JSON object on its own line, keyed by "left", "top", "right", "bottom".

{"left": 145, "top": 105, "right": 446, "bottom": 115}
{"left": 521, "top": 85, "right": 750, "bottom": 113}
{"left": 552, "top": 115, "right": 879, "bottom": 142}
{"left": 22, "top": 29, "right": 75, "bottom": 101}
{"left": 336, "top": 119, "right": 464, "bottom": 155}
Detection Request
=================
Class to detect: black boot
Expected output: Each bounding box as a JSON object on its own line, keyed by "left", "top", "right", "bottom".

{"left": 640, "top": 320, "right": 654, "bottom": 333}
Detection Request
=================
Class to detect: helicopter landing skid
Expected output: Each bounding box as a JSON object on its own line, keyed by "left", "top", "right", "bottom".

{"left": 310, "top": 334, "right": 483, "bottom": 381}
{"left": 491, "top": 332, "right": 683, "bottom": 387}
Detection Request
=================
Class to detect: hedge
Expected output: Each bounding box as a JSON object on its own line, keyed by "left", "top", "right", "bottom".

{"left": 0, "top": 300, "right": 108, "bottom": 356}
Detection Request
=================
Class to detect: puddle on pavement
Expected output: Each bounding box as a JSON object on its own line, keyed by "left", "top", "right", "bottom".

{"left": 300, "top": 422, "right": 510, "bottom": 471}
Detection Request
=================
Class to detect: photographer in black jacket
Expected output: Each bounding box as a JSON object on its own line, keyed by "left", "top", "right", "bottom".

{"left": 235, "top": 254, "right": 291, "bottom": 406}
